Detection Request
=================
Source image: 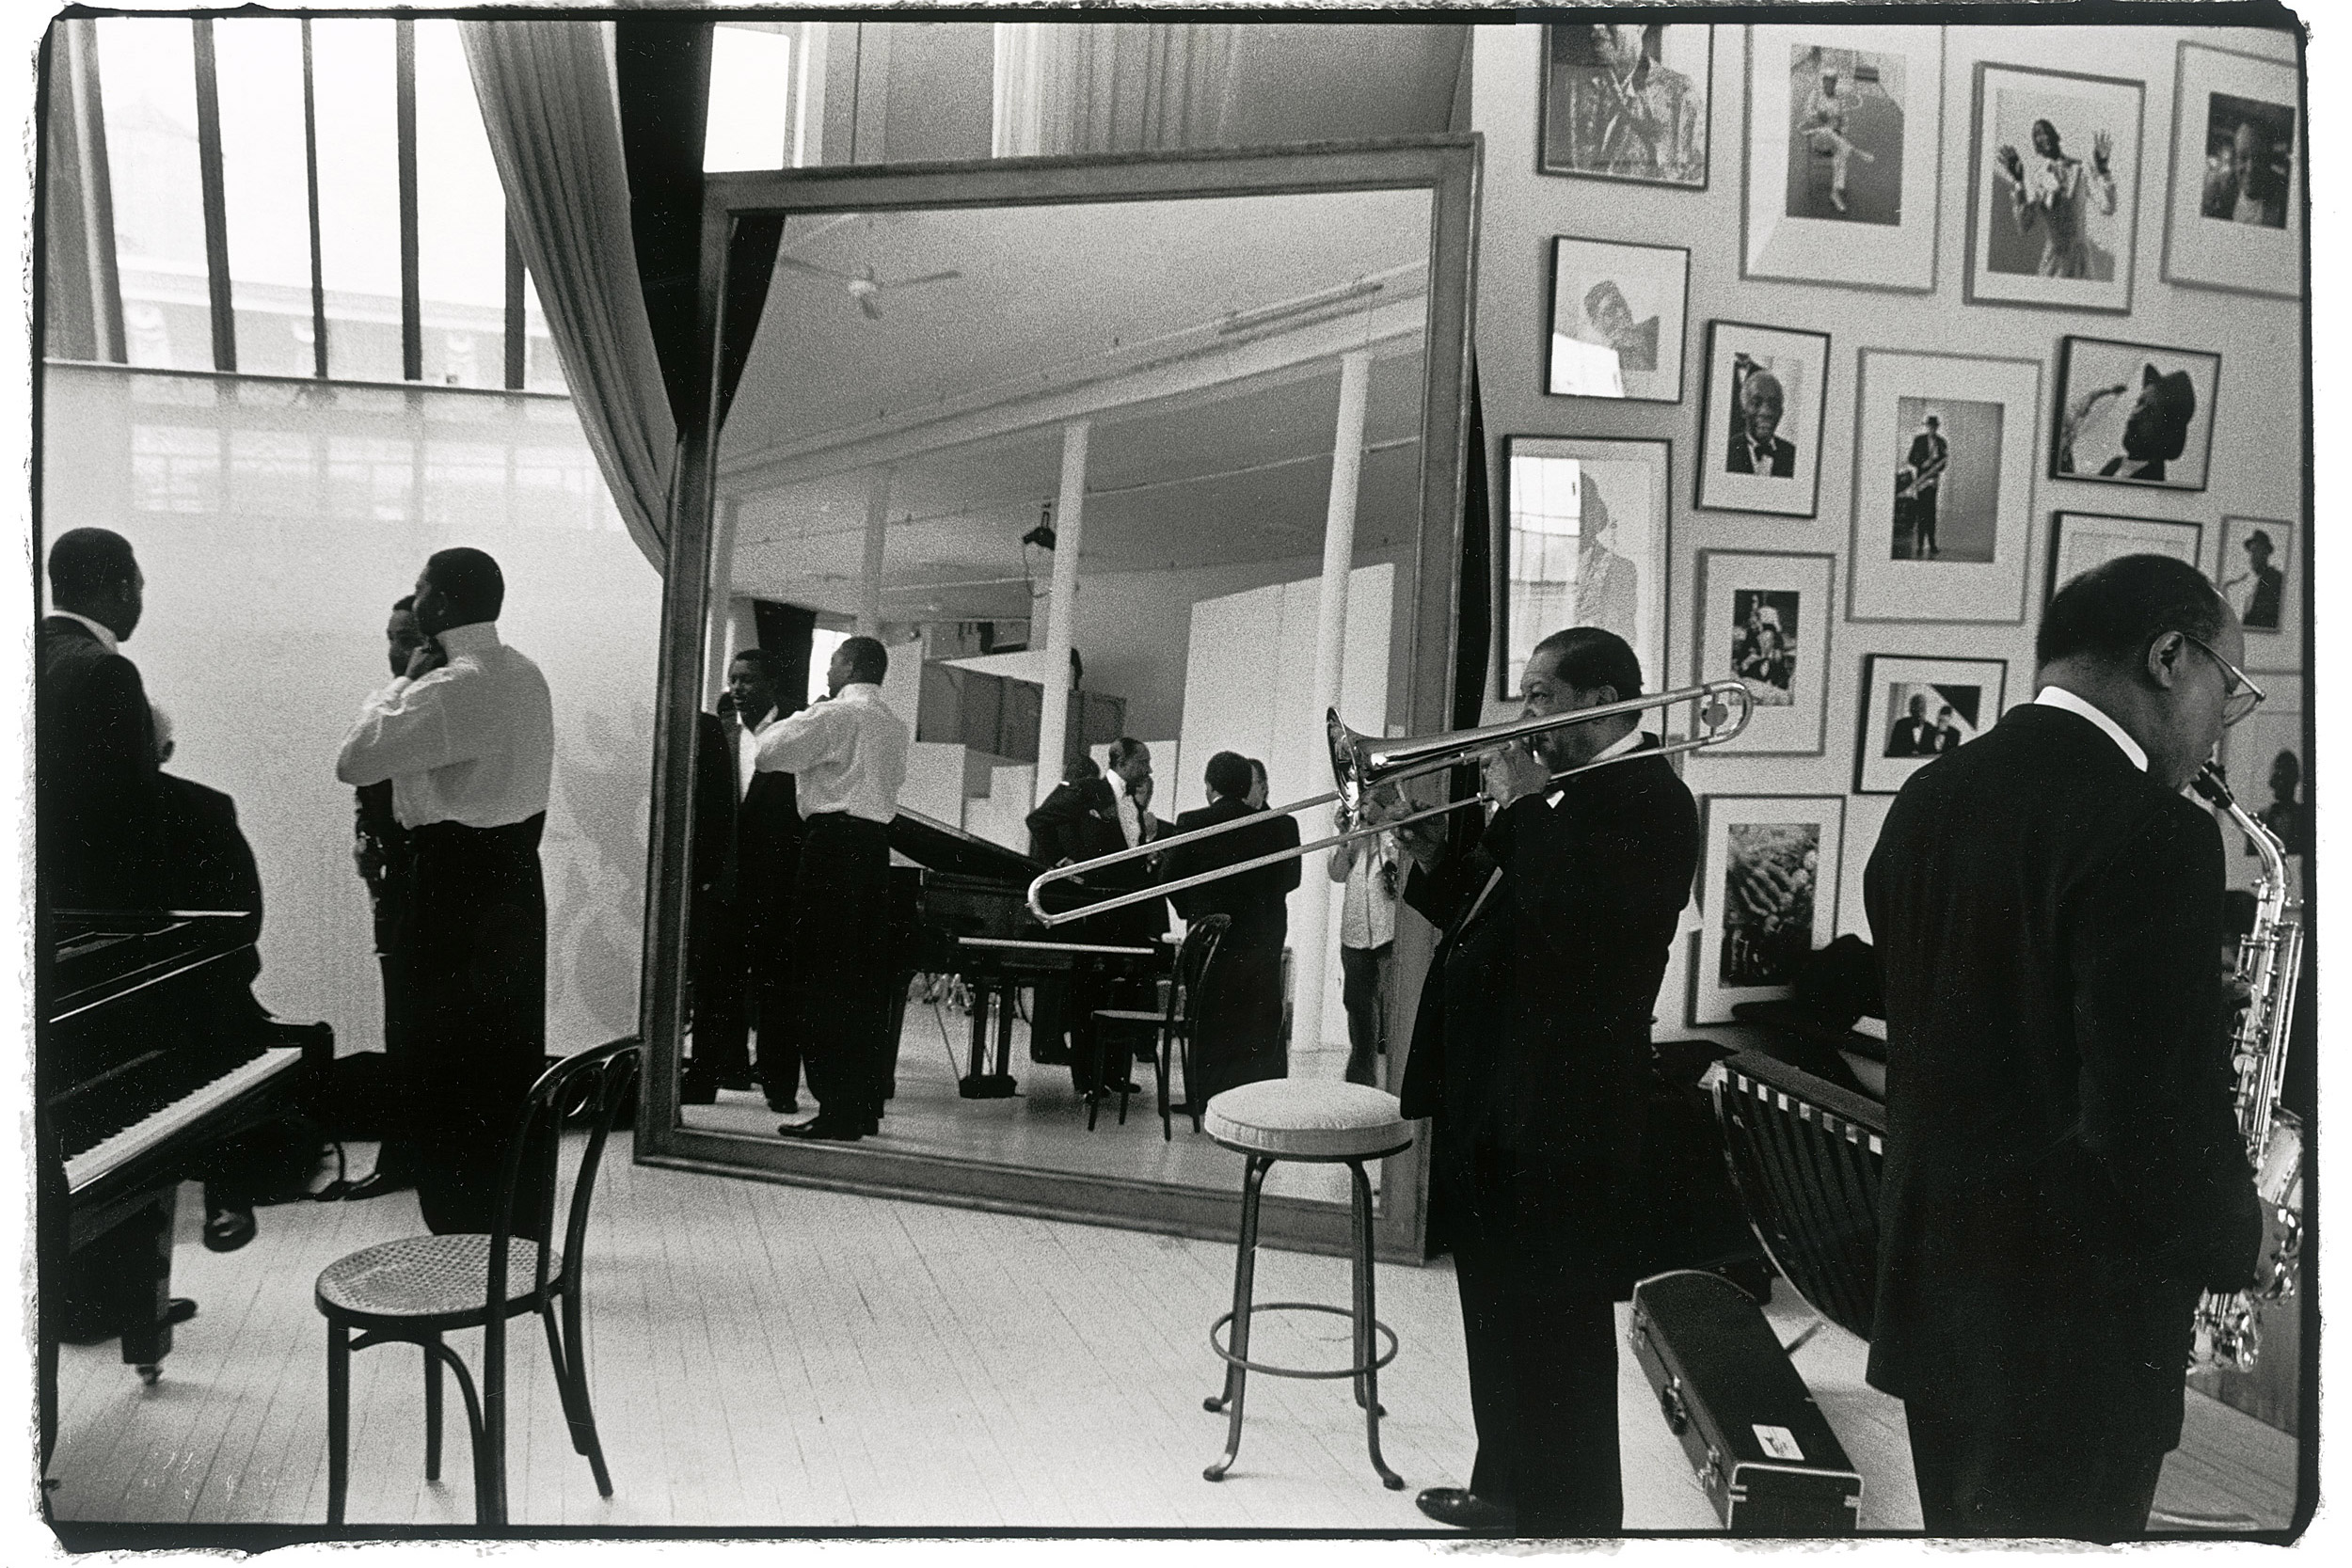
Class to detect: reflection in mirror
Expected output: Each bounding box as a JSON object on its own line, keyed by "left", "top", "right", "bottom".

{"left": 679, "top": 187, "right": 1436, "bottom": 1209}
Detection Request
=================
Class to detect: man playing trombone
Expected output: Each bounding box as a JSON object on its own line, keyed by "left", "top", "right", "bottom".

{"left": 1383, "top": 626, "right": 1699, "bottom": 1537}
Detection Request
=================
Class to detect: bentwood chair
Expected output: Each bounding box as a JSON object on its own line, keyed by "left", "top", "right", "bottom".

{"left": 1089, "top": 913, "right": 1229, "bottom": 1138}
{"left": 312, "top": 1037, "right": 641, "bottom": 1526}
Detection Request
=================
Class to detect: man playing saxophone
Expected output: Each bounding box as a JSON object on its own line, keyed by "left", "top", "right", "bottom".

{"left": 1864, "top": 555, "right": 2266, "bottom": 1540}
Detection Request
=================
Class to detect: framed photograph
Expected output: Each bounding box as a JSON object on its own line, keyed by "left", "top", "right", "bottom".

{"left": 1500, "top": 436, "right": 1671, "bottom": 705}
{"left": 1848, "top": 350, "right": 2041, "bottom": 623}
{"left": 2215, "top": 515, "right": 2298, "bottom": 668}
{"left": 1547, "top": 236, "right": 1690, "bottom": 402}
{"left": 1692, "top": 794, "right": 1846, "bottom": 1025}
{"left": 2218, "top": 687, "right": 2306, "bottom": 902}
{"left": 2051, "top": 336, "right": 2220, "bottom": 492}
{"left": 1694, "top": 321, "right": 1830, "bottom": 516}
{"left": 1539, "top": 23, "right": 1712, "bottom": 188}
{"left": 1854, "top": 655, "right": 2008, "bottom": 795}
{"left": 1741, "top": 25, "right": 1945, "bottom": 293}
{"left": 2046, "top": 512, "right": 2203, "bottom": 605}
{"left": 1965, "top": 64, "right": 2146, "bottom": 313}
{"left": 1693, "top": 550, "right": 1835, "bottom": 755}
{"left": 2162, "top": 42, "right": 2302, "bottom": 298}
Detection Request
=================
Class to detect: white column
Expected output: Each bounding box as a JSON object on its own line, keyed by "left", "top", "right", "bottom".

{"left": 1290, "top": 350, "right": 1373, "bottom": 1077}
{"left": 1034, "top": 418, "right": 1089, "bottom": 805}
{"left": 860, "top": 467, "right": 889, "bottom": 636}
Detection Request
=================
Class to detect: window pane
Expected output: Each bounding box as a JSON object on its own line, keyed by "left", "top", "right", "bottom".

{"left": 213, "top": 19, "right": 314, "bottom": 377}
{"left": 310, "top": 18, "right": 404, "bottom": 382}
{"left": 414, "top": 21, "right": 505, "bottom": 388}
{"left": 1505, "top": 452, "right": 1585, "bottom": 697}
{"left": 95, "top": 18, "right": 210, "bottom": 371}
{"left": 704, "top": 24, "right": 794, "bottom": 171}
{"left": 521, "top": 264, "right": 565, "bottom": 394}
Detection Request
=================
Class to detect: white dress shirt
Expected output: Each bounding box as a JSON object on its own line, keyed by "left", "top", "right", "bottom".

{"left": 52, "top": 609, "right": 120, "bottom": 654}
{"left": 2033, "top": 685, "right": 2148, "bottom": 773}
{"left": 735, "top": 706, "right": 776, "bottom": 801}
{"left": 335, "top": 621, "right": 555, "bottom": 829}
{"left": 755, "top": 683, "right": 907, "bottom": 823}
{"left": 1339, "top": 832, "right": 1399, "bottom": 950}
{"left": 1108, "top": 768, "right": 1142, "bottom": 848}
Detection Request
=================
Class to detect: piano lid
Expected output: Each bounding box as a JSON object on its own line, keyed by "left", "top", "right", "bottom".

{"left": 889, "top": 810, "right": 1046, "bottom": 883}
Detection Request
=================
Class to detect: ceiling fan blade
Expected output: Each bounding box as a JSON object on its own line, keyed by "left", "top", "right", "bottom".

{"left": 859, "top": 294, "right": 884, "bottom": 322}
{"left": 773, "top": 256, "right": 859, "bottom": 284}
{"left": 878, "top": 268, "right": 962, "bottom": 292}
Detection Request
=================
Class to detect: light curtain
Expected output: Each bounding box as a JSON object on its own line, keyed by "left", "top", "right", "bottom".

{"left": 461, "top": 20, "right": 674, "bottom": 570}
{"left": 993, "top": 22, "right": 1237, "bottom": 159}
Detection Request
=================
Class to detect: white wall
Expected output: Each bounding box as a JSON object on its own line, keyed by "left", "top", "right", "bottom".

{"left": 40, "top": 365, "right": 664, "bottom": 1056}
{"left": 1472, "top": 22, "right": 2304, "bottom": 1031}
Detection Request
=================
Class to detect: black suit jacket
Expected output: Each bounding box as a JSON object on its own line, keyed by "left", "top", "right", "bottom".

{"left": 1726, "top": 432, "right": 1798, "bottom": 478}
{"left": 1885, "top": 716, "right": 1934, "bottom": 756}
{"left": 1026, "top": 776, "right": 1165, "bottom": 944}
{"left": 38, "top": 616, "right": 163, "bottom": 909}
{"left": 155, "top": 770, "right": 268, "bottom": 1011}
{"left": 1863, "top": 704, "right": 2260, "bottom": 1442}
{"left": 695, "top": 710, "right": 804, "bottom": 922}
{"left": 1165, "top": 797, "right": 1301, "bottom": 952}
{"left": 1398, "top": 739, "right": 1697, "bottom": 1173}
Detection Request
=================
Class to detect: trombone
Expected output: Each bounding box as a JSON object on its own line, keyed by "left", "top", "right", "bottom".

{"left": 1024, "top": 678, "right": 1754, "bottom": 925}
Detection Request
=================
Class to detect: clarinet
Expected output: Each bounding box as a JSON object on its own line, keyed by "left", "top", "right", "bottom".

{"left": 2185, "top": 762, "right": 2307, "bottom": 1373}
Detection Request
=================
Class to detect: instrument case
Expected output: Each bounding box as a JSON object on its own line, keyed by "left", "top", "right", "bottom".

{"left": 1628, "top": 1269, "right": 1862, "bottom": 1535}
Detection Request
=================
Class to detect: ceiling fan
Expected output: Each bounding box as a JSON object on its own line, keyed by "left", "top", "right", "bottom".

{"left": 773, "top": 257, "right": 963, "bottom": 321}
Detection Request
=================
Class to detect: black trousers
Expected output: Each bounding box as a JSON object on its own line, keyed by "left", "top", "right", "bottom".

{"left": 1448, "top": 1141, "right": 1626, "bottom": 1535}
{"left": 690, "top": 891, "right": 753, "bottom": 1081}
{"left": 404, "top": 816, "right": 550, "bottom": 1237}
{"left": 1193, "top": 938, "right": 1286, "bottom": 1104}
{"left": 1904, "top": 1397, "right": 2168, "bottom": 1540}
{"left": 790, "top": 814, "right": 893, "bottom": 1126}
{"left": 372, "top": 866, "right": 420, "bottom": 1181}
{"left": 1339, "top": 941, "right": 1389, "bottom": 1087}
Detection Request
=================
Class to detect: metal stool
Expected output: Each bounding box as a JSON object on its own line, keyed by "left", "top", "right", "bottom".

{"left": 1199, "top": 1078, "right": 1413, "bottom": 1489}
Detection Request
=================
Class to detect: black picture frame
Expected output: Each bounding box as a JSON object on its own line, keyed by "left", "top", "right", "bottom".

{"left": 1536, "top": 22, "right": 1714, "bottom": 190}
{"left": 1694, "top": 319, "right": 1832, "bottom": 518}
{"left": 1853, "top": 653, "right": 2010, "bottom": 795}
{"left": 2050, "top": 334, "right": 2222, "bottom": 493}
{"left": 2044, "top": 511, "right": 2203, "bottom": 607}
{"left": 1544, "top": 234, "right": 1691, "bottom": 404}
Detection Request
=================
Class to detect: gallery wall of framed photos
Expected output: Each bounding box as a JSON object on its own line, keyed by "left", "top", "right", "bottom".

{"left": 1473, "top": 21, "right": 2306, "bottom": 1028}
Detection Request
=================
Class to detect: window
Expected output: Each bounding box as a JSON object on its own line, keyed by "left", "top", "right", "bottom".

{"left": 94, "top": 18, "right": 208, "bottom": 371}
{"left": 310, "top": 18, "right": 405, "bottom": 383}
{"left": 414, "top": 20, "right": 507, "bottom": 388}
{"left": 808, "top": 627, "right": 850, "bottom": 708}
{"left": 1504, "top": 451, "right": 1586, "bottom": 698}
{"left": 705, "top": 24, "right": 797, "bottom": 172}
{"left": 211, "top": 19, "right": 312, "bottom": 377}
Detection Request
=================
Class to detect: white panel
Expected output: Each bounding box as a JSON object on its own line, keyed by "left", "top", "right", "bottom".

{"left": 903, "top": 741, "right": 968, "bottom": 828}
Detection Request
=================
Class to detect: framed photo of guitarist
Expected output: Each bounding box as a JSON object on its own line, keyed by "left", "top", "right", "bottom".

{"left": 1694, "top": 321, "right": 1830, "bottom": 517}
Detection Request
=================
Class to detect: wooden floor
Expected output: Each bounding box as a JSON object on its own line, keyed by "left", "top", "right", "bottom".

{"left": 46, "top": 1143, "right": 2300, "bottom": 1535}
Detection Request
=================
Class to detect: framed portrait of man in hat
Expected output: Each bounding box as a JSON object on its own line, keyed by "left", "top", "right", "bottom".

{"left": 2051, "top": 336, "right": 2221, "bottom": 492}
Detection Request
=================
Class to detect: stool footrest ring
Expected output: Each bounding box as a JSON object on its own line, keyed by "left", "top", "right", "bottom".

{"left": 1208, "top": 1301, "right": 1399, "bottom": 1380}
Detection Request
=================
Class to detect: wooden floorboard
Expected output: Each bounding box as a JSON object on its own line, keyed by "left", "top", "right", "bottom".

{"left": 43, "top": 1150, "right": 2303, "bottom": 1536}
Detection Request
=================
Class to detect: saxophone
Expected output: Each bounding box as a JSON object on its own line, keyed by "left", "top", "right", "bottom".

{"left": 2186, "top": 762, "right": 2306, "bottom": 1373}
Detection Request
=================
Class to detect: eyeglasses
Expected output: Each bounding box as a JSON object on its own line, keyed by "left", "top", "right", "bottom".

{"left": 2181, "top": 633, "right": 2266, "bottom": 726}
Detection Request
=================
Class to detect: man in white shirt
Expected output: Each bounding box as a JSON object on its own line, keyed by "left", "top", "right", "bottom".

{"left": 1327, "top": 810, "right": 1399, "bottom": 1087}
{"left": 335, "top": 547, "right": 555, "bottom": 1235}
{"left": 756, "top": 635, "right": 909, "bottom": 1142}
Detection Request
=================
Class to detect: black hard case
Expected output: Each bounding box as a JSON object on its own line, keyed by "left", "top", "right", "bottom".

{"left": 1627, "top": 1269, "right": 1864, "bottom": 1535}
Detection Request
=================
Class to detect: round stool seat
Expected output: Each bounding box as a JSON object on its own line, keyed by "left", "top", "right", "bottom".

{"left": 1202, "top": 1079, "right": 1411, "bottom": 1162}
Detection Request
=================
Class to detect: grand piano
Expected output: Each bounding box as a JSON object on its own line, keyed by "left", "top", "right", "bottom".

{"left": 885, "top": 811, "right": 1168, "bottom": 1098}
{"left": 37, "top": 909, "right": 324, "bottom": 1462}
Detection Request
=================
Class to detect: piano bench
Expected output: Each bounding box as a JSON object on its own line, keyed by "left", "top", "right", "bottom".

{"left": 1198, "top": 1081, "right": 1413, "bottom": 1491}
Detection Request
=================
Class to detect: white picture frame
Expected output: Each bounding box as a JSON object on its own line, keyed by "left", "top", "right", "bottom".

{"left": 1692, "top": 794, "right": 1846, "bottom": 1025}
{"left": 2216, "top": 515, "right": 2299, "bottom": 671}
{"left": 1965, "top": 62, "right": 2146, "bottom": 314}
{"left": 1854, "top": 654, "right": 2009, "bottom": 795}
{"left": 1693, "top": 549, "right": 1834, "bottom": 755}
{"left": 1694, "top": 321, "right": 1831, "bottom": 517}
{"left": 2046, "top": 512, "right": 2203, "bottom": 606}
{"left": 1848, "top": 350, "right": 2042, "bottom": 623}
{"left": 1741, "top": 25, "right": 1945, "bottom": 293}
{"left": 2162, "top": 41, "right": 2302, "bottom": 299}
{"left": 1499, "top": 436, "right": 1672, "bottom": 705}
{"left": 1546, "top": 235, "right": 1691, "bottom": 403}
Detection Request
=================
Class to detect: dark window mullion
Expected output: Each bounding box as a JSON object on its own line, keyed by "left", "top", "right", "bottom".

{"left": 395, "top": 17, "right": 421, "bottom": 381}
{"left": 189, "top": 18, "right": 236, "bottom": 373}
{"left": 504, "top": 218, "right": 526, "bottom": 390}
{"left": 301, "top": 19, "right": 326, "bottom": 378}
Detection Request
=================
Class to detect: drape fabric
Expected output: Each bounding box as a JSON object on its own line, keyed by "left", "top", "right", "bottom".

{"left": 461, "top": 20, "right": 675, "bottom": 570}
{"left": 993, "top": 22, "right": 1237, "bottom": 158}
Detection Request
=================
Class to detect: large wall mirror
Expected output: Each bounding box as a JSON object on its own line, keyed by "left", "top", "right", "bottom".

{"left": 639, "top": 140, "right": 1478, "bottom": 1259}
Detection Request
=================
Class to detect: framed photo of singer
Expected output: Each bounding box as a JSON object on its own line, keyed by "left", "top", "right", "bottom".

{"left": 1691, "top": 794, "right": 1846, "bottom": 1025}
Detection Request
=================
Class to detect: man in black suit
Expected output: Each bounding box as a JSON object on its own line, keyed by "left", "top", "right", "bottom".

{"left": 1885, "top": 692, "right": 1935, "bottom": 756}
{"left": 1025, "top": 737, "right": 1167, "bottom": 1097}
{"left": 38, "top": 528, "right": 163, "bottom": 910}
{"left": 1391, "top": 627, "right": 1698, "bottom": 1537}
{"left": 1724, "top": 367, "right": 1797, "bottom": 477}
{"left": 1865, "top": 554, "right": 2265, "bottom": 1539}
{"left": 1165, "top": 752, "right": 1303, "bottom": 1104}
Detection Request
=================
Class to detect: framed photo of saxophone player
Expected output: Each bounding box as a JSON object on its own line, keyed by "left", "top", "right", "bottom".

{"left": 1692, "top": 793, "right": 1846, "bottom": 1025}
{"left": 1965, "top": 62, "right": 2147, "bottom": 314}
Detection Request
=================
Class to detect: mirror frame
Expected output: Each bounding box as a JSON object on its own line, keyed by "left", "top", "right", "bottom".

{"left": 635, "top": 136, "right": 1480, "bottom": 1262}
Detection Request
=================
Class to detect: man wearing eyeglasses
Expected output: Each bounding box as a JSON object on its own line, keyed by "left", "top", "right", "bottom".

{"left": 1864, "top": 553, "right": 2266, "bottom": 1540}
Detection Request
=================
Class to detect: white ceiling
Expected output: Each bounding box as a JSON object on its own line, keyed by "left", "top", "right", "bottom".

{"left": 717, "top": 185, "right": 1437, "bottom": 625}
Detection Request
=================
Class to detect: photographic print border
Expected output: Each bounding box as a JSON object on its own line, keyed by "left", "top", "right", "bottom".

{"left": 2161, "top": 40, "right": 2303, "bottom": 299}
{"left": 1494, "top": 436, "right": 1674, "bottom": 712}
{"left": 1847, "top": 349, "right": 2042, "bottom": 624}
{"left": 2045, "top": 511, "right": 2204, "bottom": 607}
{"left": 1853, "top": 653, "right": 2010, "bottom": 795}
{"left": 1740, "top": 24, "right": 1946, "bottom": 295}
{"left": 1692, "top": 549, "right": 1835, "bottom": 756}
{"left": 2049, "top": 335, "right": 2221, "bottom": 494}
{"left": 1544, "top": 234, "right": 1692, "bottom": 404}
{"left": 1694, "top": 320, "right": 1831, "bottom": 517}
{"left": 1691, "top": 792, "right": 1847, "bottom": 1025}
{"left": 1963, "top": 62, "right": 2147, "bottom": 315}
{"left": 1537, "top": 22, "right": 1715, "bottom": 190}
{"left": 2217, "top": 515, "right": 2300, "bottom": 671}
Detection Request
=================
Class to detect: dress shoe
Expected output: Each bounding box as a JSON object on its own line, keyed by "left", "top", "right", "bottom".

{"left": 768, "top": 1098, "right": 801, "bottom": 1116}
{"left": 777, "top": 1117, "right": 863, "bottom": 1142}
{"left": 166, "top": 1297, "right": 199, "bottom": 1328}
{"left": 332, "top": 1171, "right": 417, "bottom": 1203}
{"left": 1415, "top": 1487, "right": 1516, "bottom": 1532}
{"left": 202, "top": 1204, "right": 256, "bottom": 1253}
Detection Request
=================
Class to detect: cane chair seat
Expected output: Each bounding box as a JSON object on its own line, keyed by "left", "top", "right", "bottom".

{"left": 316, "top": 1234, "right": 559, "bottom": 1331}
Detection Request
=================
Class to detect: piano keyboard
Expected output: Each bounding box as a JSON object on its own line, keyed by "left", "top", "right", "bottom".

{"left": 65, "top": 1047, "right": 304, "bottom": 1196}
